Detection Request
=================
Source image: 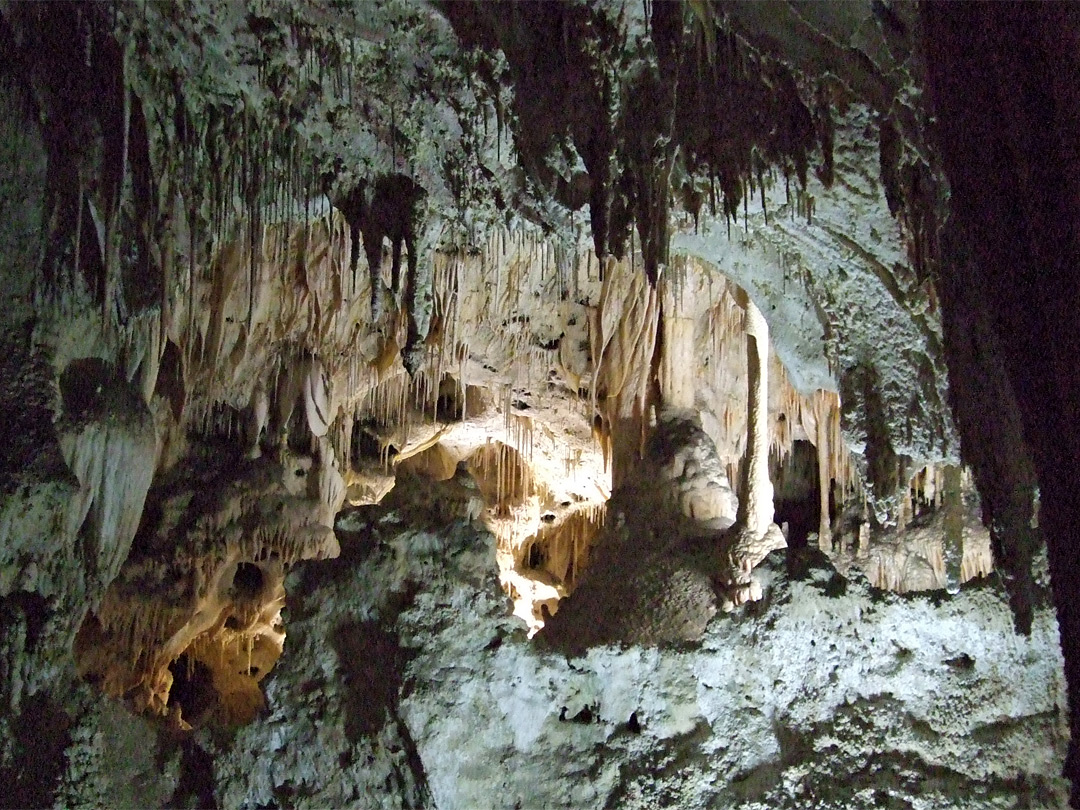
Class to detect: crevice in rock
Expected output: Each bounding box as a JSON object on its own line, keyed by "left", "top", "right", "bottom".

{"left": 164, "top": 738, "right": 218, "bottom": 810}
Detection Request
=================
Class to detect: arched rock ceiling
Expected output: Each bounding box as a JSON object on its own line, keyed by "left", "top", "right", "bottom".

{"left": 85, "top": 0, "right": 951, "bottom": 473}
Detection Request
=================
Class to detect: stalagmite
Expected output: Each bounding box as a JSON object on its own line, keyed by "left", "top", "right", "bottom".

{"left": 720, "top": 293, "right": 785, "bottom": 609}
{"left": 738, "top": 296, "right": 775, "bottom": 539}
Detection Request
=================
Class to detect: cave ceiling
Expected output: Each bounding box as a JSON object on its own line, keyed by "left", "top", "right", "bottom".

{"left": 7, "top": 0, "right": 951, "bottom": 463}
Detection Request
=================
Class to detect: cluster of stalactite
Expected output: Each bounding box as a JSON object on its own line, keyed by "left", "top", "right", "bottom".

{"left": 439, "top": 0, "right": 953, "bottom": 580}
{"left": 1, "top": 0, "right": 960, "bottom": 533}
{"left": 2, "top": 2, "right": 346, "bottom": 333}
{"left": 334, "top": 175, "right": 427, "bottom": 371}
{"left": 2, "top": 3, "right": 144, "bottom": 319}
{"left": 861, "top": 464, "right": 993, "bottom": 593}
{"left": 2, "top": 1, "right": 924, "bottom": 552}
{"left": 922, "top": 5, "right": 1080, "bottom": 799}
{"left": 444, "top": 0, "right": 835, "bottom": 286}
{"left": 0, "top": 0, "right": 519, "bottom": 391}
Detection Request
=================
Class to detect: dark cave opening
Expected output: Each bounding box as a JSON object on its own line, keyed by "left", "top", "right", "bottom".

{"left": 230, "top": 562, "right": 265, "bottom": 600}
{"left": 285, "top": 404, "right": 313, "bottom": 455}
{"left": 432, "top": 375, "right": 467, "bottom": 422}
{"left": 771, "top": 440, "right": 825, "bottom": 549}
{"left": 350, "top": 420, "right": 381, "bottom": 464}
{"left": 417, "top": 375, "right": 487, "bottom": 424}
{"left": 167, "top": 655, "right": 217, "bottom": 726}
{"left": 527, "top": 542, "right": 545, "bottom": 570}
{"left": 350, "top": 420, "right": 399, "bottom": 467}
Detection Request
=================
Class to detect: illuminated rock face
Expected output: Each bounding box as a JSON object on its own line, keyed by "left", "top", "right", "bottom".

{"left": 0, "top": 0, "right": 1074, "bottom": 807}
{"left": 73, "top": 453, "right": 341, "bottom": 727}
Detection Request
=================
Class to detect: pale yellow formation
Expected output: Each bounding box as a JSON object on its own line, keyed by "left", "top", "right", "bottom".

{"left": 720, "top": 294, "right": 786, "bottom": 609}
{"left": 74, "top": 455, "right": 341, "bottom": 726}
{"left": 590, "top": 257, "right": 661, "bottom": 489}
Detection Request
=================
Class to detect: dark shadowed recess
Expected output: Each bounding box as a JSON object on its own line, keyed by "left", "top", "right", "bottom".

{"left": 0, "top": 692, "right": 71, "bottom": 810}
{"left": 923, "top": 3, "right": 1080, "bottom": 804}
{"left": 332, "top": 619, "right": 431, "bottom": 808}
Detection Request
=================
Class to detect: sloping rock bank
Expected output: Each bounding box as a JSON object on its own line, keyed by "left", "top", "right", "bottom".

{"left": 59, "top": 474, "right": 1067, "bottom": 809}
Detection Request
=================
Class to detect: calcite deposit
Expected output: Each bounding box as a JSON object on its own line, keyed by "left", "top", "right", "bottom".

{"left": 0, "top": 0, "right": 1077, "bottom": 808}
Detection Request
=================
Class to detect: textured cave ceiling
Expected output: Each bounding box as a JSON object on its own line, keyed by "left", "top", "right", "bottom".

{"left": 1, "top": 1, "right": 1080, "bottom": 808}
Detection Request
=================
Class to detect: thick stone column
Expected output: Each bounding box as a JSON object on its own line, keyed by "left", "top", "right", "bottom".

{"left": 738, "top": 298, "right": 775, "bottom": 538}
{"left": 721, "top": 295, "right": 784, "bottom": 609}
{"left": 590, "top": 257, "right": 660, "bottom": 492}
{"left": 812, "top": 392, "right": 833, "bottom": 552}
{"left": 658, "top": 272, "right": 697, "bottom": 410}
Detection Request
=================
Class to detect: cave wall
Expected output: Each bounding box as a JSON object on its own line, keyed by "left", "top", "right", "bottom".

{"left": 52, "top": 477, "right": 1076, "bottom": 809}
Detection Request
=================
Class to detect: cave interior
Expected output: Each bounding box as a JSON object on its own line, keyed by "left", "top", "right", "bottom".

{"left": 1, "top": 1, "right": 1079, "bottom": 808}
